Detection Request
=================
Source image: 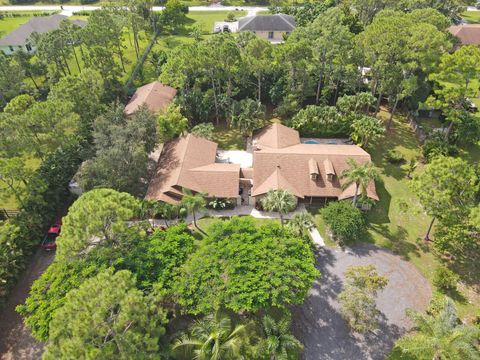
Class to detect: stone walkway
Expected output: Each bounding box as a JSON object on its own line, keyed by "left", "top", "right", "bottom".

{"left": 309, "top": 227, "right": 325, "bottom": 247}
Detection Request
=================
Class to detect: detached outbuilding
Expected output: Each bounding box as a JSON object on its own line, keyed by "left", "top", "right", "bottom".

{"left": 124, "top": 81, "right": 177, "bottom": 115}
{"left": 238, "top": 13, "right": 296, "bottom": 43}
{"left": 448, "top": 24, "right": 480, "bottom": 46}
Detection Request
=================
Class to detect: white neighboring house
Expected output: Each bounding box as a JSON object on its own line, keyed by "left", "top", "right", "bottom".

{"left": 0, "top": 14, "right": 86, "bottom": 55}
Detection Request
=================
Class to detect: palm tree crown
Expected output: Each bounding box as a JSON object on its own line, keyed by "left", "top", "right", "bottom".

{"left": 257, "top": 315, "right": 303, "bottom": 360}
{"left": 340, "top": 159, "right": 378, "bottom": 207}
{"left": 288, "top": 212, "right": 315, "bottom": 237}
{"left": 181, "top": 190, "right": 206, "bottom": 228}
{"left": 261, "top": 189, "right": 297, "bottom": 226}
{"left": 173, "top": 312, "right": 249, "bottom": 360}
{"left": 395, "top": 297, "right": 480, "bottom": 360}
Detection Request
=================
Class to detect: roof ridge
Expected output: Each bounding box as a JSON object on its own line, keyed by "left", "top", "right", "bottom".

{"left": 278, "top": 13, "right": 295, "bottom": 27}
{"left": 238, "top": 15, "right": 256, "bottom": 31}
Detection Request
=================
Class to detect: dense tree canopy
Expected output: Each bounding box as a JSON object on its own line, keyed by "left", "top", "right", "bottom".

{"left": 43, "top": 269, "right": 167, "bottom": 360}
{"left": 56, "top": 189, "right": 139, "bottom": 260}
{"left": 175, "top": 217, "right": 319, "bottom": 314}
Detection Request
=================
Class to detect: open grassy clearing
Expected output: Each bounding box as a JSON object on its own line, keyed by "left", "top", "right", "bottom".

{"left": 461, "top": 10, "right": 480, "bottom": 23}
{"left": 0, "top": 15, "right": 32, "bottom": 36}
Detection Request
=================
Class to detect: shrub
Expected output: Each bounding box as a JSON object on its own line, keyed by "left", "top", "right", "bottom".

{"left": 208, "top": 198, "right": 235, "bottom": 210}
{"left": 321, "top": 201, "right": 366, "bottom": 244}
{"left": 385, "top": 149, "right": 405, "bottom": 164}
{"left": 289, "top": 105, "right": 351, "bottom": 138}
{"left": 225, "top": 12, "right": 236, "bottom": 22}
{"left": 433, "top": 266, "right": 459, "bottom": 292}
{"left": 422, "top": 133, "right": 458, "bottom": 162}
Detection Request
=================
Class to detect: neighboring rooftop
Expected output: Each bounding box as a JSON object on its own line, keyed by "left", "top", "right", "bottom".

{"left": 0, "top": 14, "right": 86, "bottom": 46}
{"left": 124, "top": 81, "right": 177, "bottom": 115}
{"left": 238, "top": 13, "right": 296, "bottom": 32}
{"left": 448, "top": 24, "right": 480, "bottom": 45}
{"left": 145, "top": 134, "right": 240, "bottom": 204}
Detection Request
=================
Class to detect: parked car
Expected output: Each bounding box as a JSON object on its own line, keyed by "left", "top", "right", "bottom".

{"left": 41, "top": 220, "right": 62, "bottom": 250}
{"left": 214, "top": 25, "right": 221, "bottom": 33}
{"left": 223, "top": 24, "right": 230, "bottom": 32}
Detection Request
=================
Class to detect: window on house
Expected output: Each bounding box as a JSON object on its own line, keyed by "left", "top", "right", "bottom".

{"left": 26, "top": 44, "right": 32, "bottom": 52}
{"left": 268, "top": 32, "right": 274, "bottom": 39}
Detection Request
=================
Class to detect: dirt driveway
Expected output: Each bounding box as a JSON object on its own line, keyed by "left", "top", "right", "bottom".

{"left": 292, "top": 244, "right": 432, "bottom": 360}
{"left": 0, "top": 248, "right": 54, "bottom": 360}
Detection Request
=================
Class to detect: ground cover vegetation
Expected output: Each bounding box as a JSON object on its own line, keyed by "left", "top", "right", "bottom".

{"left": 0, "top": 0, "right": 479, "bottom": 358}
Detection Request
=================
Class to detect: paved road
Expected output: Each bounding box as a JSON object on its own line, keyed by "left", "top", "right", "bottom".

{"left": 0, "top": 248, "right": 54, "bottom": 360}
{"left": 292, "top": 244, "right": 432, "bottom": 360}
{"left": 0, "top": 4, "right": 268, "bottom": 16}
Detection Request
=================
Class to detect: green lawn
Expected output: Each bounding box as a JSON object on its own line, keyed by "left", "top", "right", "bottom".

{"left": 212, "top": 123, "right": 245, "bottom": 150}
{"left": 0, "top": 15, "right": 32, "bottom": 37}
{"left": 461, "top": 11, "right": 480, "bottom": 23}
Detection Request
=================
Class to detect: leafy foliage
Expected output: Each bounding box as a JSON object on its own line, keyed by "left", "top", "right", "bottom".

{"left": 157, "top": 104, "right": 189, "bottom": 142}
{"left": 261, "top": 189, "right": 297, "bottom": 226}
{"left": 321, "top": 201, "right": 366, "bottom": 243}
{"left": 16, "top": 258, "right": 104, "bottom": 341}
{"left": 394, "top": 297, "right": 480, "bottom": 359}
{"left": 289, "top": 105, "right": 348, "bottom": 138}
{"left": 43, "top": 269, "right": 167, "bottom": 360}
{"left": 191, "top": 122, "right": 215, "bottom": 140}
{"left": 56, "top": 188, "right": 139, "bottom": 260}
{"left": 175, "top": 217, "right": 319, "bottom": 314}
{"left": 339, "top": 265, "right": 388, "bottom": 333}
{"left": 433, "top": 266, "right": 459, "bottom": 292}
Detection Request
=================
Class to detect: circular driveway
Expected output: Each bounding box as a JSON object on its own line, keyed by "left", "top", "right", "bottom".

{"left": 292, "top": 244, "right": 432, "bottom": 360}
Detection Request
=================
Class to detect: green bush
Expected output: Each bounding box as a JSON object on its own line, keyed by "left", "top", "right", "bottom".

{"left": 433, "top": 266, "right": 459, "bottom": 292}
{"left": 289, "top": 105, "right": 351, "bottom": 138}
{"left": 422, "top": 133, "right": 458, "bottom": 162}
{"left": 385, "top": 149, "right": 405, "bottom": 164}
{"left": 321, "top": 201, "right": 366, "bottom": 244}
{"left": 225, "top": 12, "right": 236, "bottom": 22}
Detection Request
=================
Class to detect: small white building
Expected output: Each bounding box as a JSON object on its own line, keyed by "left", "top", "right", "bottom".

{"left": 0, "top": 14, "right": 86, "bottom": 55}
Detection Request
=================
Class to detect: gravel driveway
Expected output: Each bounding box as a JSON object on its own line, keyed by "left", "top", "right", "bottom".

{"left": 292, "top": 244, "right": 431, "bottom": 360}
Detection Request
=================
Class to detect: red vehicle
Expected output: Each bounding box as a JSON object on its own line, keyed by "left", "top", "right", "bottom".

{"left": 41, "top": 220, "right": 62, "bottom": 250}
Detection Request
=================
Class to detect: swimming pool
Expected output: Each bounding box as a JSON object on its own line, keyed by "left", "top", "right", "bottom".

{"left": 303, "top": 139, "right": 320, "bottom": 144}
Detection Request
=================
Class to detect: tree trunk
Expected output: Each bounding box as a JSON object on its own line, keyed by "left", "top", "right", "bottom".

{"left": 333, "top": 78, "right": 341, "bottom": 105}
{"left": 164, "top": 218, "right": 169, "bottom": 227}
{"left": 62, "top": 53, "right": 71, "bottom": 75}
{"left": 444, "top": 121, "right": 454, "bottom": 141}
{"left": 193, "top": 210, "right": 197, "bottom": 228}
{"left": 257, "top": 73, "right": 262, "bottom": 102}
{"left": 117, "top": 44, "right": 126, "bottom": 73}
{"left": 387, "top": 97, "right": 399, "bottom": 130}
{"left": 279, "top": 212, "right": 284, "bottom": 227}
{"left": 374, "top": 89, "right": 383, "bottom": 118}
{"left": 315, "top": 74, "right": 324, "bottom": 105}
{"left": 72, "top": 45, "right": 81, "bottom": 73}
{"left": 29, "top": 74, "right": 39, "bottom": 90}
{"left": 211, "top": 78, "right": 220, "bottom": 125}
{"left": 424, "top": 217, "right": 435, "bottom": 241}
{"left": 353, "top": 183, "right": 359, "bottom": 207}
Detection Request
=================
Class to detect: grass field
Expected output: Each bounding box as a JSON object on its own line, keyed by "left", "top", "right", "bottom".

{"left": 0, "top": 15, "right": 31, "bottom": 37}
{"left": 461, "top": 10, "right": 480, "bottom": 23}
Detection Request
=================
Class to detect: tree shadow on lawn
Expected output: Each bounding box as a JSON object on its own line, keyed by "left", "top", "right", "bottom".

{"left": 444, "top": 241, "right": 480, "bottom": 290}
{"left": 292, "top": 247, "right": 403, "bottom": 360}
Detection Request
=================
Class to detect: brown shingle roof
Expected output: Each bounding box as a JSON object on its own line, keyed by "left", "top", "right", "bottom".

{"left": 252, "top": 167, "right": 304, "bottom": 198}
{"left": 253, "top": 123, "right": 300, "bottom": 149}
{"left": 308, "top": 158, "right": 319, "bottom": 175}
{"left": 145, "top": 134, "right": 240, "bottom": 203}
{"left": 448, "top": 25, "right": 480, "bottom": 45}
{"left": 252, "top": 126, "right": 378, "bottom": 200}
{"left": 125, "top": 81, "right": 177, "bottom": 115}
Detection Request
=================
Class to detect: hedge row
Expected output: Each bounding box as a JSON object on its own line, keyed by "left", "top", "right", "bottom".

{"left": 0, "top": 139, "right": 85, "bottom": 303}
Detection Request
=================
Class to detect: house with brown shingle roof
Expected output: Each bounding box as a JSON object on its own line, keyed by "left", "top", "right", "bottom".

{"left": 145, "top": 123, "right": 378, "bottom": 206}
{"left": 125, "top": 81, "right": 177, "bottom": 115}
{"left": 145, "top": 134, "right": 240, "bottom": 204}
{"left": 250, "top": 123, "right": 378, "bottom": 205}
{"left": 448, "top": 24, "right": 480, "bottom": 46}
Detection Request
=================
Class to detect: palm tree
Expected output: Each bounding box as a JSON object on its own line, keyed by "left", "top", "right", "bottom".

{"left": 256, "top": 315, "right": 303, "bottom": 360}
{"left": 261, "top": 189, "right": 297, "bottom": 226}
{"left": 340, "top": 159, "right": 379, "bottom": 207}
{"left": 181, "top": 189, "right": 207, "bottom": 229}
{"left": 395, "top": 297, "right": 480, "bottom": 360}
{"left": 173, "top": 312, "right": 249, "bottom": 360}
{"left": 288, "top": 212, "right": 315, "bottom": 237}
